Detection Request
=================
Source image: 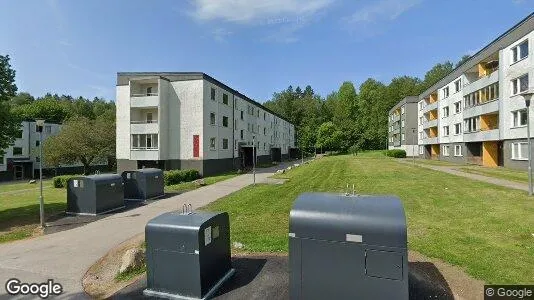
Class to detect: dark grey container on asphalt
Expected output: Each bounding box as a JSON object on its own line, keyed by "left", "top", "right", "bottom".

{"left": 144, "top": 211, "right": 235, "bottom": 300}
{"left": 289, "top": 192, "right": 408, "bottom": 300}
{"left": 66, "top": 174, "right": 125, "bottom": 215}
{"left": 121, "top": 168, "right": 164, "bottom": 201}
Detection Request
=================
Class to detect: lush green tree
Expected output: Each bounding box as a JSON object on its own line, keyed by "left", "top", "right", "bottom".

{"left": 421, "top": 61, "right": 454, "bottom": 91}
{"left": 43, "top": 116, "right": 115, "bottom": 174}
{"left": 357, "top": 78, "right": 388, "bottom": 150}
{"left": 0, "top": 55, "right": 21, "bottom": 155}
{"left": 10, "top": 92, "right": 34, "bottom": 105}
{"left": 315, "top": 121, "right": 343, "bottom": 151}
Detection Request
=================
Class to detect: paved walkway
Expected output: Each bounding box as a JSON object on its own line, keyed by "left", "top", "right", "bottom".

{"left": 0, "top": 161, "right": 301, "bottom": 299}
{"left": 399, "top": 160, "right": 528, "bottom": 192}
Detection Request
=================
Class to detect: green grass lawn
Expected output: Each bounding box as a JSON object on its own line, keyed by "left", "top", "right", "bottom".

{"left": 458, "top": 166, "right": 528, "bottom": 183}
{"left": 413, "top": 158, "right": 462, "bottom": 166}
{"left": 0, "top": 172, "right": 239, "bottom": 244}
{"left": 204, "top": 154, "right": 534, "bottom": 284}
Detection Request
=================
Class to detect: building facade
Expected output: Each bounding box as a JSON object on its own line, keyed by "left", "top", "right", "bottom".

{"left": 388, "top": 96, "right": 419, "bottom": 157}
{"left": 417, "top": 13, "right": 534, "bottom": 169}
{"left": 115, "top": 72, "right": 296, "bottom": 176}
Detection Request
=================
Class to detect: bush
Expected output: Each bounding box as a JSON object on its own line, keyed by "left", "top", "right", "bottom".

{"left": 53, "top": 175, "right": 80, "bottom": 188}
{"left": 348, "top": 144, "right": 360, "bottom": 156}
{"left": 164, "top": 169, "right": 201, "bottom": 186}
{"left": 385, "top": 149, "right": 407, "bottom": 158}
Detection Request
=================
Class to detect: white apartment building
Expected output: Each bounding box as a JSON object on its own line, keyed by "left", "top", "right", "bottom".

{"left": 0, "top": 121, "right": 61, "bottom": 181}
{"left": 115, "top": 72, "right": 296, "bottom": 175}
{"left": 418, "top": 13, "right": 534, "bottom": 169}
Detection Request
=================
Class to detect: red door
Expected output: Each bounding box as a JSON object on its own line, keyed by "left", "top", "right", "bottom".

{"left": 193, "top": 135, "right": 199, "bottom": 158}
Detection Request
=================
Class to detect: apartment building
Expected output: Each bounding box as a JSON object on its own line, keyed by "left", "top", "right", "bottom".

{"left": 418, "top": 13, "right": 534, "bottom": 169}
{"left": 0, "top": 121, "right": 61, "bottom": 181}
{"left": 388, "top": 96, "right": 419, "bottom": 156}
{"left": 115, "top": 72, "right": 296, "bottom": 176}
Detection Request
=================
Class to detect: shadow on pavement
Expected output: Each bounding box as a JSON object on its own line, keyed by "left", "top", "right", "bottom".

{"left": 112, "top": 255, "right": 454, "bottom": 300}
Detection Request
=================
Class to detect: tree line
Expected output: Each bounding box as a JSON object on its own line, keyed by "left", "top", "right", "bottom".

{"left": 0, "top": 55, "right": 116, "bottom": 174}
{"left": 264, "top": 55, "right": 470, "bottom": 153}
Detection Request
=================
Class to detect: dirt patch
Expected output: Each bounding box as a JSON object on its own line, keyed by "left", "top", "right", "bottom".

{"left": 82, "top": 233, "right": 145, "bottom": 299}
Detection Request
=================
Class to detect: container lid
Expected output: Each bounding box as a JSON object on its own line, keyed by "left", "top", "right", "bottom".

{"left": 289, "top": 193, "right": 407, "bottom": 248}
{"left": 78, "top": 173, "right": 123, "bottom": 183}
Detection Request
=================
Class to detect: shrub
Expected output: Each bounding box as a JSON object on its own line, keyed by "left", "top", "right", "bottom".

{"left": 164, "top": 169, "right": 201, "bottom": 186}
{"left": 385, "top": 149, "right": 407, "bottom": 158}
{"left": 53, "top": 175, "right": 80, "bottom": 188}
{"left": 348, "top": 144, "right": 360, "bottom": 156}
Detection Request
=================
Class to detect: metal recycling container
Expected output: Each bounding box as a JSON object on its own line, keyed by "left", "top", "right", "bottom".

{"left": 144, "top": 211, "right": 235, "bottom": 300}
{"left": 66, "top": 174, "right": 125, "bottom": 215}
{"left": 289, "top": 192, "right": 408, "bottom": 300}
{"left": 121, "top": 168, "right": 164, "bottom": 201}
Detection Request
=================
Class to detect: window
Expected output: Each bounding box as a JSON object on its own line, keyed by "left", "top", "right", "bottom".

{"left": 401, "top": 120, "right": 405, "bottom": 127}
{"left": 264, "top": 143, "right": 266, "bottom": 150}
{"left": 419, "top": 116, "right": 424, "bottom": 125}
{"left": 222, "top": 116, "right": 229, "bottom": 127}
{"left": 454, "top": 79, "right": 462, "bottom": 92}
{"left": 264, "top": 112, "right": 266, "bottom": 120}
{"left": 247, "top": 123, "right": 250, "bottom": 132}
{"left": 512, "top": 109, "right": 528, "bottom": 127}
{"left": 210, "top": 137, "right": 216, "bottom": 150}
{"left": 210, "top": 88, "right": 216, "bottom": 100}
{"left": 240, "top": 130, "right": 244, "bottom": 140}
{"left": 35, "top": 140, "right": 40, "bottom": 147}
{"left": 419, "top": 146, "right": 424, "bottom": 155}
{"left": 464, "top": 116, "right": 480, "bottom": 132}
{"left": 222, "top": 138, "right": 228, "bottom": 149}
{"left": 0, "top": 156, "right": 4, "bottom": 165}
{"left": 443, "top": 145, "right": 450, "bottom": 156}
{"left": 454, "top": 101, "right": 461, "bottom": 114}
{"left": 234, "top": 140, "right": 237, "bottom": 150}
{"left": 419, "top": 101, "right": 424, "bottom": 111}
{"left": 511, "top": 40, "right": 529, "bottom": 63}
{"left": 401, "top": 106, "right": 405, "bottom": 114}
{"left": 13, "top": 147, "right": 22, "bottom": 155}
{"left": 131, "top": 134, "right": 158, "bottom": 149}
{"left": 210, "top": 113, "right": 216, "bottom": 125}
{"left": 401, "top": 133, "right": 405, "bottom": 141}
{"left": 454, "top": 145, "right": 462, "bottom": 156}
{"left": 443, "top": 87, "right": 449, "bottom": 98}
{"left": 263, "top": 127, "right": 266, "bottom": 135}
{"left": 146, "top": 87, "right": 152, "bottom": 95}
{"left": 511, "top": 142, "right": 528, "bottom": 160}
{"left": 442, "top": 106, "right": 449, "bottom": 117}
{"left": 240, "top": 111, "right": 244, "bottom": 120}
{"left": 45, "top": 126, "right": 51, "bottom": 133}
{"left": 454, "top": 123, "right": 462, "bottom": 135}
{"left": 222, "top": 93, "right": 228, "bottom": 105}
{"left": 511, "top": 74, "right": 529, "bottom": 95}
{"left": 234, "top": 119, "right": 237, "bottom": 129}
{"left": 443, "top": 126, "right": 449, "bottom": 136}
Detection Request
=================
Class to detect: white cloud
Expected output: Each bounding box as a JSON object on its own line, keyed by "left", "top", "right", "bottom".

{"left": 345, "top": 0, "right": 421, "bottom": 25}
{"left": 190, "top": 0, "right": 333, "bottom": 23}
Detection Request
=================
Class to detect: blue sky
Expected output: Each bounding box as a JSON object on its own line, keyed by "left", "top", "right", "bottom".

{"left": 1, "top": 0, "right": 532, "bottom": 102}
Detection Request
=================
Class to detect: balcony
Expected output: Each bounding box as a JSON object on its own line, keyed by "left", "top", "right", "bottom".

{"left": 422, "top": 119, "right": 438, "bottom": 129}
{"left": 463, "top": 99, "right": 499, "bottom": 118}
{"left": 130, "top": 120, "right": 159, "bottom": 134}
{"left": 463, "top": 128, "right": 500, "bottom": 142}
{"left": 130, "top": 93, "right": 159, "bottom": 108}
{"left": 130, "top": 149, "right": 159, "bottom": 160}
{"left": 422, "top": 101, "right": 438, "bottom": 113}
{"left": 463, "top": 67, "right": 499, "bottom": 96}
{"left": 422, "top": 137, "right": 438, "bottom": 144}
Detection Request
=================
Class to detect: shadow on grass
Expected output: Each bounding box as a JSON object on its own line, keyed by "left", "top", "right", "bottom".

{"left": 409, "top": 261, "right": 454, "bottom": 299}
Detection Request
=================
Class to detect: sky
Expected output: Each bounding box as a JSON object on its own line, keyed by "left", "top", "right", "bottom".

{"left": 1, "top": 0, "right": 533, "bottom": 102}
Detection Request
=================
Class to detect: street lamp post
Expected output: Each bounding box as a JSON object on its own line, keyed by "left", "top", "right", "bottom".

{"left": 521, "top": 92, "right": 534, "bottom": 196}
{"left": 36, "top": 119, "right": 45, "bottom": 228}
{"left": 252, "top": 136, "right": 256, "bottom": 186}
{"left": 412, "top": 128, "right": 417, "bottom": 165}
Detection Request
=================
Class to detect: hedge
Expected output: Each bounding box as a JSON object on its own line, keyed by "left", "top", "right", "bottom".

{"left": 53, "top": 175, "right": 81, "bottom": 188}
{"left": 385, "top": 149, "right": 407, "bottom": 158}
{"left": 163, "top": 169, "right": 201, "bottom": 186}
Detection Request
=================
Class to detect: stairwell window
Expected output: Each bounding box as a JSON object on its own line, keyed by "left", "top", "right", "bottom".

{"left": 442, "top": 106, "right": 449, "bottom": 118}
{"left": 222, "top": 138, "right": 228, "bottom": 149}
{"left": 210, "top": 88, "right": 216, "bottom": 100}
{"left": 222, "top": 116, "right": 229, "bottom": 127}
{"left": 443, "top": 126, "right": 449, "bottom": 137}
{"left": 210, "top": 113, "right": 216, "bottom": 125}
{"left": 511, "top": 142, "right": 528, "bottom": 160}
{"left": 454, "top": 123, "right": 462, "bottom": 135}
{"left": 13, "top": 147, "right": 23, "bottom": 155}
{"left": 210, "top": 138, "right": 216, "bottom": 150}
{"left": 443, "top": 87, "right": 449, "bottom": 98}
{"left": 443, "top": 145, "right": 450, "bottom": 156}
{"left": 511, "top": 74, "right": 529, "bottom": 95}
{"left": 240, "top": 130, "right": 244, "bottom": 140}
{"left": 512, "top": 109, "right": 528, "bottom": 128}
{"left": 454, "top": 79, "right": 462, "bottom": 93}
{"left": 511, "top": 40, "right": 529, "bottom": 63}
{"left": 454, "top": 101, "right": 462, "bottom": 114}
{"left": 222, "top": 93, "right": 228, "bottom": 105}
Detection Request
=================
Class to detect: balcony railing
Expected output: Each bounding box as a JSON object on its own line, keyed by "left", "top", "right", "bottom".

{"left": 131, "top": 93, "right": 158, "bottom": 97}
{"left": 463, "top": 99, "right": 499, "bottom": 118}
{"left": 131, "top": 146, "right": 158, "bottom": 150}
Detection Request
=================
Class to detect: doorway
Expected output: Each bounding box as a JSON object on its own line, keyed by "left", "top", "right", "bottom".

{"left": 14, "top": 165, "right": 24, "bottom": 180}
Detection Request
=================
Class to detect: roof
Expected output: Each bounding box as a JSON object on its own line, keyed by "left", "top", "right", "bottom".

{"left": 116, "top": 72, "right": 294, "bottom": 125}
{"left": 388, "top": 96, "right": 418, "bottom": 114}
{"left": 419, "top": 12, "right": 534, "bottom": 99}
